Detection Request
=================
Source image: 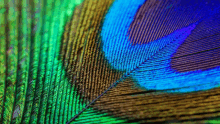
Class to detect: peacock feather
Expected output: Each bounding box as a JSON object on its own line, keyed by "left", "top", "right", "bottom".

{"left": 1, "top": 0, "right": 220, "bottom": 124}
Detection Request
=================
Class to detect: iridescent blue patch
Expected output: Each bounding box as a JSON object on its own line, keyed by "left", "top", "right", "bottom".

{"left": 101, "top": 0, "right": 220, "bottom": 93}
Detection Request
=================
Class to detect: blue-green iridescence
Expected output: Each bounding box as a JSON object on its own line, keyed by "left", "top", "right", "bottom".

{"left": 101, "top": 0, "right": 220, "bottom": 93}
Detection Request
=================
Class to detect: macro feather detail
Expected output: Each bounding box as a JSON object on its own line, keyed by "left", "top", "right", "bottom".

{"left": 1, "top": 0, "right": 220, "bottom": 124}
{"left": 0, "top": 0, "right": 86, "bottom": 123}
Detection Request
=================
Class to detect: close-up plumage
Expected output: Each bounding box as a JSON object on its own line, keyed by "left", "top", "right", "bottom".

{"left": 0, "top": 0, "right": 220, "bottom": 123}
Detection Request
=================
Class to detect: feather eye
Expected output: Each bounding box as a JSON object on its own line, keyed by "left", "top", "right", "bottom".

{"left": 65, "top": 0, "right": 220, "bottom": 123}
{"left": 1, "top": 0, "right": 220, "bottom": 124}
{"left": 101, "top": 0, "right": 220, "bottom": 93}
{"left": 93, "top": 0, "right": 220, "bottom": 123}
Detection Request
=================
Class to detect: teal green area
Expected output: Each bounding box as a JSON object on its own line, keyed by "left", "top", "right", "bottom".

{"left": 72, "top": 108, "right": 129, "bottom": 124}
{"left": 207, "top": 118, "right": 220, "bottom": 124}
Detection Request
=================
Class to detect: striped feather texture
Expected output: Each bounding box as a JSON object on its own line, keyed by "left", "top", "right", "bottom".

{"left": 1, "top": 0, "right": 220, "bottom": 124}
